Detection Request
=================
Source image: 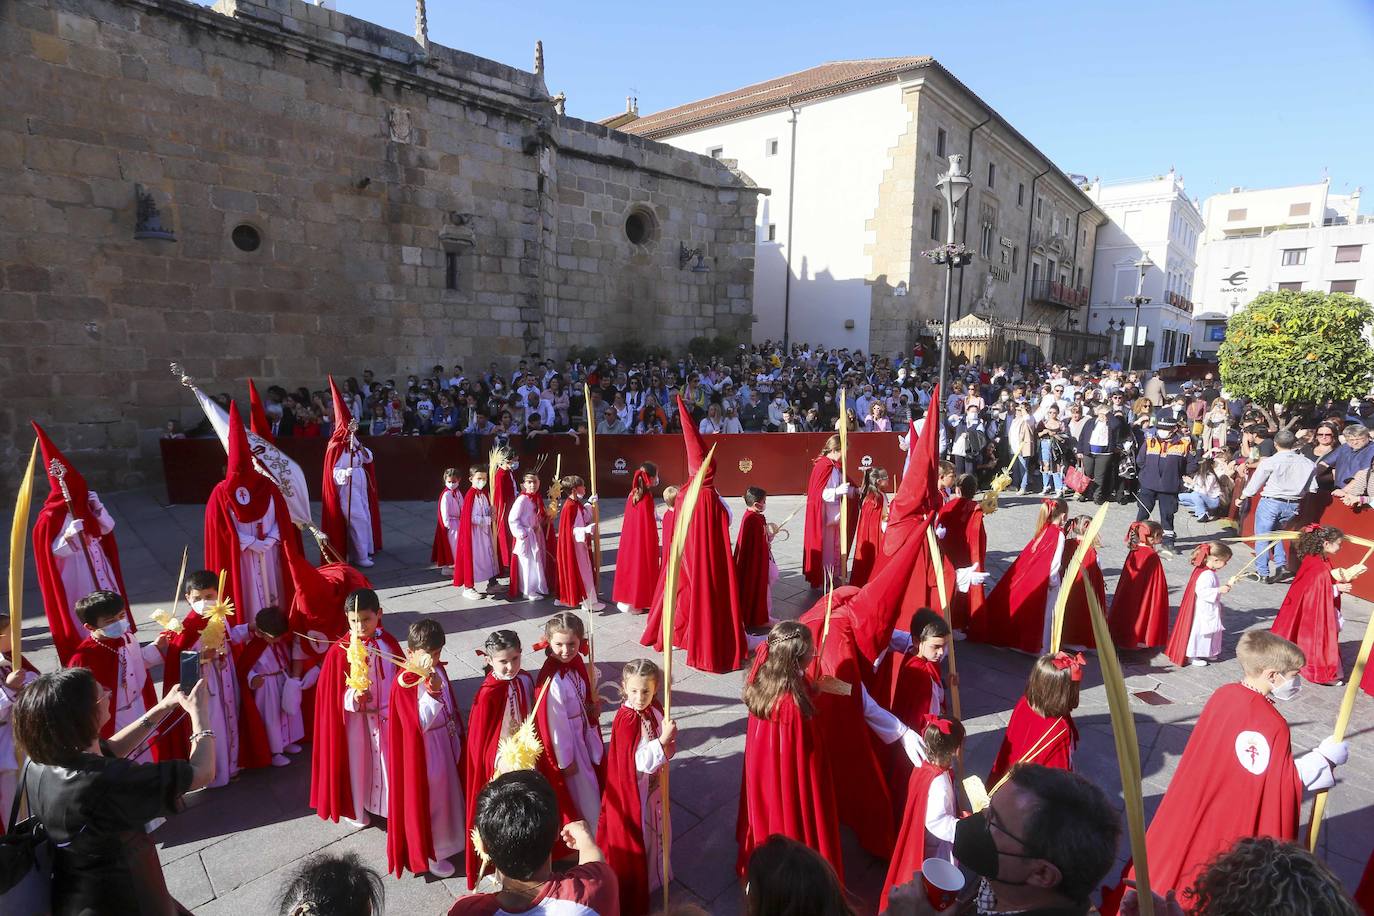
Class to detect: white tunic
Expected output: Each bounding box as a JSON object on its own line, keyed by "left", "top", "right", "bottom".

{"left": 439, "top": 488, "right": 462, "bottom": 564}
{"left": 508, "top": 495, "right": 549, "bottom": 599}
{"left": 417, "top": 679, "right": 466, "bottom": 861}
{"left": 0, "top": 657, "right": 40, "bottom": 823}
{"left": 569, "top": 502, "right": 599, "bottom": 601}
{"left": 546, "top": 667, "right": 604, "bottom": 832}
{"left": 820, "top": 468, "right": 846, "bottom": 576}
{"left": 332, "top": 446, "right": 375, "bottom": 562}
{"left": 101, "top": 632, "right": 164, "bottom": 764}
{"left": 625, "top": 705, "right": 670, "bottom": 894}
{"left": 1185, "top": 568, "right": 1225, "bottom": 660}
{"left": 494, "top": 672, "right": 535, "bottom": 751}
{"left": 342, "top": 643, "right": 396, "bottom": 819}
{"left": 231, "top": 624, "right": 303, "bottom": 753}
{"left": 51, "top": 502, "right": 120, "bottom": 635}
{"left": 924, "top": 768, "right": 958, "bottom": 863}
{"left": 468, "top": 492, "right": 498, "bottom": 586}
{"left": 231, "top": 497, "right": 285, "bottom": 628}
{"left": 188, "top": 632, "right": 241, "bottom": 788}
{"left": 1038, "top": 530, "right": 1067, "bottom": 655}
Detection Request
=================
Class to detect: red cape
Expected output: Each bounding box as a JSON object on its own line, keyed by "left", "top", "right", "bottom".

{"left": 638, "top": 507, "right": 676, "bottom": 652}
{"left": 936, "top": 496, "right": 986, "bottom": 630}
{"left": 968, "top": 524, "right": 1064, "bottom": 653}
{"left": 881, "top": 763, "right": 948, "bottom": 911}
{"left": 31, "top": 421, "right": 134, "bottom": 664}
{"left": 232, "top": 635, "right": 283, "bottom": 770}
{"left": 802, "top": 457, "right": 855, "bottom": 588}
{"left": 554, "top": 499, "right": 591, "bottom": 606}
{"left": 533, "top": 655, "right": 604, "bottom": 832}
{"left": 463, "top": 671, "right": 533, "bottom": 888}
{"left": 848, "top": 491, "right": 886, "bottom": 588}
{"left": 987, "top": 696, "right": 1077, "bottom": 788}
{"left": 68, "top": 636, "right": 158, "bottom": 748}
{"left": 597, "top": 703, "right": 661, "bottom": 916}
{"left": 612, "top": 474, "right": 661, "bottom": 611}
{"left": 1119, "top": 684, "right": 1301, "bottom": 902}
{"left": 1058, "top": 542, "right": 1106, "bottom": 649}
{"left": 430, "top": 488, "right": 455, "bottom": 567}
{"left": 672, "top": 489, "right": 746, "bottom": 673}
{"left": 309, "top": 629, "right": 403, "bottom": 822}
{"left": 1271, "top": 555, "right": 1342, "bottom": 684}
{"left": 1164, "top": 565, "right": 1208, "bottom": 667}
{"left": 203, "top": 492, "right": 299, "bottom": 629}
{"left": 868, "top": 651, "right": 942, "bottom": 808}
{"left": 492, "top": 467, "right": 516, "bottom": 573}
{"left": 733, "top": 509, "right": 773, "bottom": 629}
{"left": 285, "top": 551, "right": 372, "bottom": 741}
{"left": 1356, "top": 850, "right": 1374, "bottom": 914}
{"left": 1107, "top": 545, "right": 1171, "bottom": 649}
{"left": 735, "top": 690, "right": 843, "bottom": 880}
{"left": 387, "top": 670, "right": 466, "bottom": 877}
{"left": 156, "top": 612, "right": 227, "bottom": 762}
{"left": 453, "top": 487, "right": 495, "bottom": 590}
{"left": 319, "top": 377, "right": 382, "bottom": 558}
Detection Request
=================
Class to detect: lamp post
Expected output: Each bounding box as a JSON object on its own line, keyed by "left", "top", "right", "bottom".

{"left": 934, "top": 154, "right": 973, "bottom": 399}
{"left": 1124, "top": 253, "right": 1153, "bottom": 374}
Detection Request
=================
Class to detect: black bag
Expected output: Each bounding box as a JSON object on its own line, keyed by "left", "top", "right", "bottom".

{"left": 0, "top": 762, "right": 54, "bottom": 916}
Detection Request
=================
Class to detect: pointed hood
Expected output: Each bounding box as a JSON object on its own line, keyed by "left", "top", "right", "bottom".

{"left": 31, "top": 420, "right": 91, "bottom": 515}
{"left": 676, "top": 395, "right": 714, "bottom": 487}
{"left": 223, "top": 401, "right": 274, "bottom": 523}
{"left": 246, "top": 379, "right": 275, "bottom": 444}
{"left": 328, "top": 375, "right": 353, "bottom": 429}
{"left": 287, "top": 546, "right": 371, "bottom": 638}
{"left": 889, "top": 384, "right": 941, "bottom": 528}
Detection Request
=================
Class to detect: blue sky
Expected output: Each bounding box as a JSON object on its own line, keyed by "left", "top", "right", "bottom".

{"left": 331, "top": 0, "right": 1373, "bottom": 205}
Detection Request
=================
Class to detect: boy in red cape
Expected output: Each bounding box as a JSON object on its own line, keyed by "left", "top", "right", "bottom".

{"left": 30, "top": 420, "right": 135, "bottom": 663}
{"left": 204, "top": 402, "right": 298, "bottom": 630}
{"left": 464, "top": 630, "right": 534, "bottom": 888}
{"left": 737, "top": 621, "right": 843, "bottom": 880}
{"left": 285, "top": 547, "right": 371, "bottom": 741}
{"left": 968, "top": 497, "right": 1068, "bottom": 654}
{"left": 987, "top": 651, "right": 1083, "bottom": 788}
{"left": 612, "top": 463, "right": 661, "bottom": 614}
{"left": 387, "top": 619, "right": 466, "bottom": 879}
{"left": 867, "top": 609, "right": 951, "bottom": 808}
{"left": 311, "top": 588, "right": 403, "bottom": 827}
{"left": 935, "top": 473, "right": 986, "bottom": 630}
{"left": 848, "top": 467, "right": 889, "bottom": 588}
{"left": 246, "top": 378, "right": 275, "bottom": 443}
{"left": 1107, "top": 521, "right": 1170, "bottom": 650}
{"left": 733, "top": 486, "right": 777, "bottom": 629}
{"left": 532, "top": 613, "right": 604, "bottom": 838}
{"left": 491, "top": 449, "right": 518, "bottom": 580}
{"left": 430, "top": 468, "right": 461, "bottom": 570}
{"left": 1165, "top": 541, "right": 1233, "bottom": 668}
{"left": 232, "top": 606, "right": 302, "bottom": 770}
{"left": 554, "top": 477, "right": 604, "bottom": 611}
{"left": 1058, "top": 515, "right": 1107, "bottom": 650}
{"left": 67, "top": 591, "right": 166, "bottom": 762}
{"left": 1271, "top": 524, "right": 1362, "bottom": 685}
{"left": 802, "top": 435, "right": 858, "bottom": 588}
{"left": 597, "top": 658, "right": 676, "bottom": 916}
{"left": 320, "top": 376, "right": 381, "bottom": 567}
{"left": 880, "top": 717, "right": 964, "bottom": 912}
{"left": 454, "top": 464, "right": 500, "bottom": 599}
{"left": 1106, "top": 630, "right": 1349, "bottom": 910}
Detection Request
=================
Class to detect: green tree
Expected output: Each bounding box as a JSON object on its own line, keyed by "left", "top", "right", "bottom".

{"left": 1218, "top": 289, "right": 1374, "bottom": 405}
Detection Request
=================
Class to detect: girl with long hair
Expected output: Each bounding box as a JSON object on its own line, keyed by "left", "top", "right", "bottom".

{"left": 1165, "top": 542, "right": 1234, "bottom": 668}
{"left": 848, "top": 466, "right": 889, "bottom": 588}
{"left": 1271, "top": 525, "right": 1363, "bottom": 685}
{"left": 987, "top": 651, "right": 1083, "bottom": 787}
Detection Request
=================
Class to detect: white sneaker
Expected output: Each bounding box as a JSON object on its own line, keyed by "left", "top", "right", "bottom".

{"left": 343, "top": 814, "right": 371, "bottom": 829}
{"left": 429, "top": 858, "right": 456, "bottom": 879}
{"left": 1189, "top": 658, "right": 1208, "bottom": 667}
{"left": 357, "top": 557, "right": 375, "bottom": 568}
{"left": 462, "top": 588, "right": 483, "bottom": 599}
{"left": 1017, "top": 488, "right": 1028, "bottom": 495}
{"left": 272, "top": 754, "right": 291, "bottom": 767}
{"left": 616, "top": 602, "right": 634, "bottom": 614}
{"left": 284, "top": 743, "right": 303, "bottom": 754}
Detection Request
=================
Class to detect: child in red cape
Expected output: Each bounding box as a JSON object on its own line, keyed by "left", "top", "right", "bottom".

{"left": 868, "top": 608, "right": 951, "bottom": 807}
{"left": 968, "top": 498, "right": 1068, "bottom": 654}
{"left": 533, "top": 613, "right": 604, "bottom": 836}
{"left": 454, "top": 464, "right": 500, "bottom": 600}
{"left": 733, "top": 486, "right": 778, "bottom": 629}
{"left": 638, "top": 486, "right": 679, "bottom": 652}
{"left": 1106, "top": 631, "right": 1349, "bottom": 910}
{"left": 1058, "top": 515, "right": 1107, "bottom": 650}
{"left": 310, "top": 588, "right": 402, "bottom": 827}
{"left": 67, "top": 590, "right": 167, "bottom": 763}
{"left": 430, "top": 468, "right": 461, "bottom": 570}
{"left": 597, "top": 658, "right": 677, "bottom": 916}
{"left": 1271, "top": 524, "right": 1363, "bottom": 685}
{"left": 987, "top": 652, "right": 1083, "bottom": 788}
{"left": 880, "top": 717, "right": 965, "bottom": 912}
{"left": 613, "top": 464, "right": 661, "bottom": 614}
{"left": 284, "top": 548, "right": 371, "bottom": 742}
{"left": 508, "top": 472, "right": 552, "bottom": 600}
{"left": 1107, "top": 521, "right": 1170, "bottom": 650}
{"left": 387, "top": 619, "right": 466, "bottom": 879}
{"left": 554, "top": 477, "right": 605, "bottom": 611}
{"left": 848, "top": 466, "right": 889, "bottom": 587}
{"left": 1165, "top": 541, "right": 1233, "bottom": 668}
{"left": 736, "top": 621, "right": 843, "bottom": 881}
{"left": 491, "top": 449, "right": 518, "bottom": 580}
{"left": 232, "top": 606, "right": 303, "bottom": 770}
{"left": 802, "top": 435, "right": 858, "bottom": 589}
{"left": 463, "top": 630, "right": 534, "bottom": 889}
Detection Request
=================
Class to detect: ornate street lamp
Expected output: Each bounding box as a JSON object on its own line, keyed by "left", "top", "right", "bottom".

{"left": 930, "top": 154, "right": 973, "bottom": 398}
{"left": 1124, "top": 253, "right": 1153, "bottom": 373}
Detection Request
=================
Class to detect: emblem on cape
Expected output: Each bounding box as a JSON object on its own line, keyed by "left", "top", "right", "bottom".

{"left": 1235, "top": 730, "right": 1270, "bottom": 775}
{"left": 235, "top": 486, "right": 251, "bottom": 506}
{"left": 738, "top": 458, "right": 754, "bottom": 473}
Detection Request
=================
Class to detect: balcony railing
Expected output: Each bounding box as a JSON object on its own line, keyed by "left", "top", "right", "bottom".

{"left": 1030, "top": 279, "right": 1089, "bottom": 308}
{"left": 1165, "top": 291, "right": 1194, "bottom": 314}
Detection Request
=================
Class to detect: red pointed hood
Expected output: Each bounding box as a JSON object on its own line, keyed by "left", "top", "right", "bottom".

{"left": 223, "top": 401, "right": 274, "bottom": 523}
{"left": 287, "top": 546, "right": 370, "bottom": 638}
{"left": 889, "top": 384, "right": 941, "bottom": 527}
{"left": 246, "top": 379, "right": 275, "bottom": 444}
{"left": 676, "top": 395, "right": 714, "bottom": 488}
{"left": 31, "top": 420, "right": 91, "bottom": 515}
{"left": 328, "top": 376, "right": 353, "bottom": 439}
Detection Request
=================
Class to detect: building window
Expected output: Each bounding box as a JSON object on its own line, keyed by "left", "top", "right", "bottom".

{"left": 1081, "top": 229, "right": 1086, "bottom": 246}
{"left": 930, "top": 207, "right": 941, "bottom": 241}
{"left": 1037, "top": 197, "right": 1043, "bottom": 218}
{"left": 1289, "top": 201, "right": 1311, "bottom": 217}
{"left": 1335, "top": 244, "right": 1364, "bottom": 263}
{"left": 231, "top": 224, "right": 262, "bottom": 252}
{"left": 624, "top": 207, "right": 657, "bottom": 245}
{"left": 1018, "top": 183, "right": 1025, "bottom": 207}
{"left": 1227, "top": 208, "right": 1247, "bottom": 221}
{"left": 987, "top": 162, "right": 995, "bottom": 188}
{"left": 445, "top": 251, "right": 459, "bottom": 290}
{"left": 1277, "top": 281, "right": 1303, "bottom": 292}
{"left": 980, "top": 223, "right": 993, "bottom": 258}
{"left": 767, "top": 223, "right": 777, "bottom": 241}
{"left": 1012, "top": 246, "right": 1019, "bottom": 273}
{"left": 1076, "top": 267, "right": 1083, "bottom": 288}
{"left": 766, "top": 138, "right": 779, "bottom": 157}
{"left": 936, "top": 128, "right": 946, "bottom": 158}
{"left": 1280, "top": 248, "right": 1307, "bottom": 266}
{"left": 708, "top": 146, "right": 723, "bottom": 159}
{"left": 1331, "top": 279, "right": 1358, "bottom": 294}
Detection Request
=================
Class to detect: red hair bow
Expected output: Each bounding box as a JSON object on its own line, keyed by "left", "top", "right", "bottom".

{"left": 1124, "top": 521, "right": 1152, "bottom": 546}
{"left": 1052, "top": 651, "right": 1087, "bottom": 682}
{"left": 924, "top": 716, "right": 955, "bottom": 735}
{"left": 1303, "top": 523, "right": 1323, "bottom": 533}
{"left": 1042, "top": 497, "right": 1060, "bottom": 511}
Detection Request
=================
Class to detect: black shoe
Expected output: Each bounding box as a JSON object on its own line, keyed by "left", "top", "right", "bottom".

{"left": 1262, "top": 572, "right": 1281, "bottom": 585}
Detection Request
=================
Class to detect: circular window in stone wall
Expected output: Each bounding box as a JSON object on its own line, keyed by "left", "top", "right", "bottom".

{"left": 231, "top": 224, "right": 262, "bottom": 252}
{"left": 624, "top": 208, "right": 657, "bottom": 246}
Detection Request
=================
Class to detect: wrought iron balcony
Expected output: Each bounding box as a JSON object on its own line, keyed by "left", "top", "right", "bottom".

{"left": 1030, "top": 279, "right": 1089, "bottom": 309}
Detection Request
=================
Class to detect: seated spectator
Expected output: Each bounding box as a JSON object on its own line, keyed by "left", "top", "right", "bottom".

{"left": 699, "top": 403, "right": 725, "bottom": 434}
{"left": 1323, "top": 424, "right": 1374, "bottom": 491}
{"left": 162, "top": 420, "right": 185, "bottom": 440}
{"left": 597, "top": 406, "right": 628, "bottom": 434}
{"left": 745, "top": 835, "right": 854, "bottom": 916}
{"left": 767, "top": 393, "right": 788, "bottom": 431}
{"left": 865, "top": 402, "right": 891, "bottom": 432}
{"left": 432, "top": 393, "right": 459, "bottom": 435}
{"left": 740, "top": 391, "right": 768, "bottom": 431}
{"left": 720, "top": 405, "right": 743, "bottom": 433}
{"left": 276, "top": 852, "right": 385, "bottom": 916}
{"left": 637, "top": 396, "right": 668, "bottom": 434}
{"left": 449, "top": 770, "right": 616, "bottom": 916}
{"left": 368, "top": 403, "right": 388, "bottom": 437}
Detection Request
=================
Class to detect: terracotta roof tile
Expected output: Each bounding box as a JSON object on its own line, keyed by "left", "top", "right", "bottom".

{"left": 615, "top": 57, "right": 933, "bottom": 139}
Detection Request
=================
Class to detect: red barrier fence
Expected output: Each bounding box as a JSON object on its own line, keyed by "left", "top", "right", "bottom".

{"left": 1234, "top": 492, "right": 1374, "bottom": 604}
{"left": 160, "top": 432, "right": 908, "bottom": 503}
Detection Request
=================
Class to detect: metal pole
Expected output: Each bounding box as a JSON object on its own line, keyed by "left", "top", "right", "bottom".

{"left": 938, "top": 259, "right": 953, "bottom": 399}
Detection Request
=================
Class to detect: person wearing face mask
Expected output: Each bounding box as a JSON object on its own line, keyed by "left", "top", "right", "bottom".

{"left": 67, "top": 590, "right": 171, "bottom": 764}
{"left": 431, "top": 468, "right": 463, "bottom": 572}
{"left": 454, "top": 466, "right": 499, "bottom": 600}
{"left": 508, "top": 472, "right": 551, "bottom": 601}
{"left": 1107, "top": 630, "right": 1349, "bottom": 913}
{"left": 766, "top": 392, "right": 789, "bottom": 431}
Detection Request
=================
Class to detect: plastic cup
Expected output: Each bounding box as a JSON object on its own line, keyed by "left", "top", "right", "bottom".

{"left": 921, "top": 857, "right": 964, "bottom": 910}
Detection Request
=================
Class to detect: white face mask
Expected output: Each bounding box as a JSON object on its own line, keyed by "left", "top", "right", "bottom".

{"left": 1271, "top": 674, "right": 1301, "bottom": 702}
{"left": 473, "top": 480, "right": 487, "bottom": 491}
{"left": 190, "top": 599, "right": 210, "bottom": 614}
{"left": 99, "top": 618, "right": 130, "bottom": 639}
{"left": 446, "top": 482, "right": 460, "bottom": 491}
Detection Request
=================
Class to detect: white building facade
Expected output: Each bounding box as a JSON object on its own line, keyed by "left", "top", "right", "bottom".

{"left": 609, "top": 58, "right": 1106, "bottom": 364}
{"left": 1192, "top": 181, "right": 1370, "bottom": 355}
{"left": 1083, "top": 172, "right": 1203, "bottom": 370}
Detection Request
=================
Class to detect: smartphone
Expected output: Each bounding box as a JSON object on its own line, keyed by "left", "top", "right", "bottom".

{"left": 179, "top": 650, "right": 201, "bottom": 693}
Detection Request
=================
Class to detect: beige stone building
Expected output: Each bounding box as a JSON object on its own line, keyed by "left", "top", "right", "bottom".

{"left": 0, "top": 0, "right": 761, "bottom": 490}
{"left": 612, "top": 59, "right": 1107, "bottom": 365}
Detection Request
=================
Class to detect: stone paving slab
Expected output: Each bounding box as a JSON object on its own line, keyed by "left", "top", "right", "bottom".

{"left": 7, "top": 484, "right": 1373, "bottom": 912}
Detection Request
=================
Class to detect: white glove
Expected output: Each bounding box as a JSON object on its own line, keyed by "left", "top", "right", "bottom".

{"left": 281, "top": 677, "right": 303, "bottom": 718}
{"left": 1318, "top": 736, "right": 1350, "bottom": 767}
{"left": 64, "top": 518, "right": 86, "bottom": 539}
{"left": 935, "top": 525, "right": 948, "bottom": 539}
{"left": 332, "top": 468, "right": 352, "bottom": 486}
{"left": 899, "top": 728, "right": 929, "bottom": 766}
{"left": 956, "top": 566, "right": 991, "bottom": 593}
{"left": 584, "top": 494, "right": 598, "bottom": 506}
{"left": 243, "top": 538, "right": 268, "bottom": 554}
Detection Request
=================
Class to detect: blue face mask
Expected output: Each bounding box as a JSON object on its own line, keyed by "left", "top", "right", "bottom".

{"left": 99, "top": 618, "right": 130, "bottom": 639}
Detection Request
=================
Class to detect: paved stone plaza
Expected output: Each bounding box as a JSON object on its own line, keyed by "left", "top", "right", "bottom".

{"left": 12, "top": 487, "right": 1374, "bottom": 914}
